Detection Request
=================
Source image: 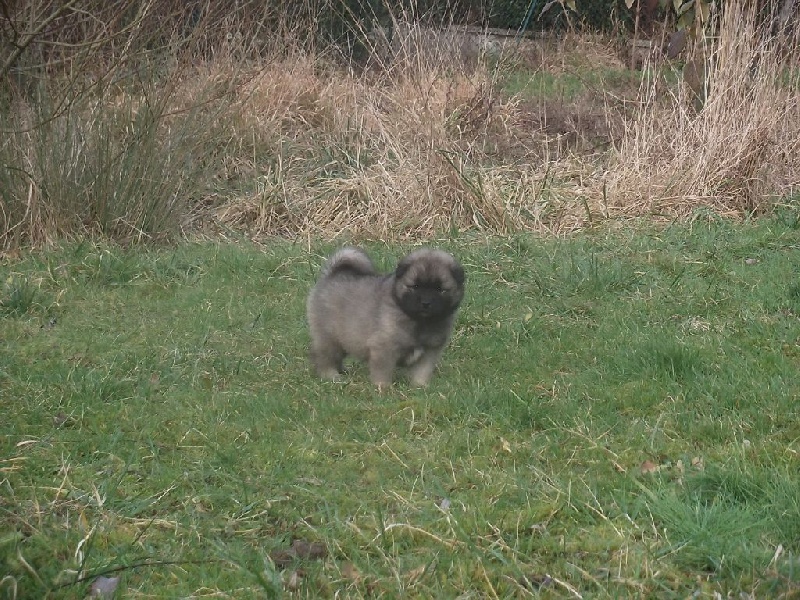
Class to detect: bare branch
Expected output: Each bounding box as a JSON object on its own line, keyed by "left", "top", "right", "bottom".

{"left": 1, "top": 0, "right": 83, "bottom": 79}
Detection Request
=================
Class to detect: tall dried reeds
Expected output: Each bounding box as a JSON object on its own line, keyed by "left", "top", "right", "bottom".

{"left": 213, "top": 10, "right": 560, "bottom": 240}
{"left": 607, "top": 0, "right": 800, "bottom": 218}
{"left": 3, "top": 0, "right": 798, "bottom": 252}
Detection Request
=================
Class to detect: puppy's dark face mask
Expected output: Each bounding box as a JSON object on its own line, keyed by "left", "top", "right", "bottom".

{"left": 393, "top": 258, "right": 464, "bottom": 321}
{"left": 397, "top": 281, "right": 451, "bottom": 318}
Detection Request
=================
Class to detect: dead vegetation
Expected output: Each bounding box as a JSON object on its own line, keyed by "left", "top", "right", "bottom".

{"left": 1, "top": 0, "right": 799, "bottom": 250}
{"left": 607, "top": 0, "right": 800, "bottom": 218}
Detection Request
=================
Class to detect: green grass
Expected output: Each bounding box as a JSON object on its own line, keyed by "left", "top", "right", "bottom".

{"left": 500, "top": 66, "right": 639, "bottom": 102}
{"left": 2, "top": 216, "right": 800, "bottom": 597}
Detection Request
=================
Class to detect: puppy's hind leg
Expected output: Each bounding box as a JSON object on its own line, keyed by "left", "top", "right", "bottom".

{"left": 311, "top": 339, "right": 346, "bottom": 381}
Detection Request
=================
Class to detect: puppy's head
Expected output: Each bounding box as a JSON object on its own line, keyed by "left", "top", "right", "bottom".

{"left": 393, "top": 249, "right": 464, "bottom": 320}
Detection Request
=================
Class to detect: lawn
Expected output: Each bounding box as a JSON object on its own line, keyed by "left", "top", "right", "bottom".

{"left": 2, "top": 0, "right": 800, "bottom": 597}
{"left": 2, "top": 214, "right": 800, "bottom": 598}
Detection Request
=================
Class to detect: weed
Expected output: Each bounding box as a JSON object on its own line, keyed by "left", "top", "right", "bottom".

{"left": 3, "top": 2, "right": 798, "bottom": 250}
{"left": 0, "top": 275, "right": 38, "bottom": 316}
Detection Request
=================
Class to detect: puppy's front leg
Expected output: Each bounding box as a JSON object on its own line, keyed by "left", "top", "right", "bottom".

{"left": 406, "top": 347, "right": 444, "bottom": 387}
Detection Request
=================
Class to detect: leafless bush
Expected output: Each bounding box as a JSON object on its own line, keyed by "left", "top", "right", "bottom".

{"left": 0, "top": 1, "right": 317, "bottom": 251}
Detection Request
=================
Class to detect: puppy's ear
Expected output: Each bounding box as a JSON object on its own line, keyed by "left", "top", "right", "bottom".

{"left": 450, "top": 262, "right": 465, "bottom": 286}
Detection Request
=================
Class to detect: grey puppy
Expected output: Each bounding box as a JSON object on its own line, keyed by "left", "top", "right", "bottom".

{"left": 307, "top": 247, "right": 465, "bottom": 387}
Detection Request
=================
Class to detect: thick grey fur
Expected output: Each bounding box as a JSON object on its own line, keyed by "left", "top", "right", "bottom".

{"left": 306, "top": 246, "right": 465, "bottom": 387}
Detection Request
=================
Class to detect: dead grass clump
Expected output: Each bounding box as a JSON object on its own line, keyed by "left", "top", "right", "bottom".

{"left": 607, "top": 0, "right": 800, "bottom": 218}
{"left": 0, "top": 0, "right": 295, "bottom": 252}
{"left": 0, "top": 84, "right": 199, "bottom": 248}
{"left": 211, "top": 23, "right": 584, "bottom": 241}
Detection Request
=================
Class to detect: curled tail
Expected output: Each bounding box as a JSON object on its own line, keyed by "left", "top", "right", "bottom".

{"left": 321, "top": 247, "right": 376, "bottom": 278}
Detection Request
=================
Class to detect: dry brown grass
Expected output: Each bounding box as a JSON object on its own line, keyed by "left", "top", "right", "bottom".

{"left": 606, "top": 0, "right": 800, "bottom": 219}
{"left": 210, "top": 2, "right": 800, "bottom": 242}
{"left": 2, "top": 0, "right": 799, "bottom": 250}
{"left": 209, "top": 25, "right": 603, "bottom": 241}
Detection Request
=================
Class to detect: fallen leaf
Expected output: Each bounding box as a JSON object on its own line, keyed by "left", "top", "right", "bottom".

{"left": 53, "top": 412, "right": 71, "bottom": 428}
{"left": 341, "top": 562, "right": 361, "bottom": 583}
{"left": 269, "top": 550, "right": 295, "bottom": 569}
{"left": 284, "top": 569, "right": 304, "bottom": 591}
{"left": 640, "top": 460, "right": 659, "bottom": 475}
{"left": 500, "top": 437, "right": 512, "bottom": 454}
{"left": 691, "top": 456, "right": 704, "bottom": 470}
{"left": 89, "top": 576, "right": 120, "bottom": 598}
{"left": 270, "top": 539, "right": 327, "bottom": 569}
{"left": 406, "top": 565, "right": 427, "bottom": 584}
{"left": 291, "top": 539, "right": 327, "bottom": 560}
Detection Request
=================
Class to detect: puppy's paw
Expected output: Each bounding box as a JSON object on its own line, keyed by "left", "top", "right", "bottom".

{"left": 318, "top": 368, "right": 343, "bottom": 381}
{"left": 409, "top": 374, "right": 432, "bottom": 387}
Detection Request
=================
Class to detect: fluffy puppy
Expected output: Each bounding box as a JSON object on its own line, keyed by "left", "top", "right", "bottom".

{"left": 307, "top": 247, "right": 465, "bottom": 387}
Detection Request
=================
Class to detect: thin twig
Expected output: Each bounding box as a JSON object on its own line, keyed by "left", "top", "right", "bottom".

{"left": 1, "top": 0, "right": 83, "bottom": 79}
{"left": 55, "top": 558, "right": 223, "bottom": 589}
